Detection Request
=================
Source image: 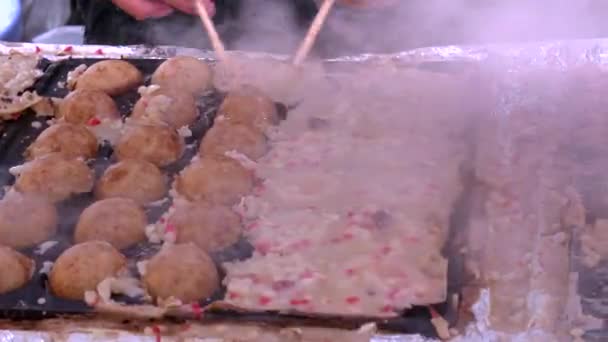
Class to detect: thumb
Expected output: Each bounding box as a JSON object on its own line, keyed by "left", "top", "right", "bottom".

{"left": 111, "top": 0, "right": 174, "bottom": 20}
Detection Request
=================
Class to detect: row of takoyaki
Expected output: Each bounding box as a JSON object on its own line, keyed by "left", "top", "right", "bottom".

{"left": 46, "top": 56, "right": 219, "bottom": 303}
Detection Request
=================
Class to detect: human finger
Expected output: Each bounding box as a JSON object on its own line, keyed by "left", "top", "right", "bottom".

{"left": 163, "top": 0, "right": 216, "bottom": 17}
{"left": 111, "top": 0, "right": 174, "bottom": 20}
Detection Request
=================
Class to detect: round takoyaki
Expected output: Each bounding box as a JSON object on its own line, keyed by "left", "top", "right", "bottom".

{"left": 143, "top": 243, "right": 219, "bottom": 303}
{"left": 25, "top": 123, "right": 98, "bottom": 160}
{"left": 174, "top": 157, "right": 253, "bottom": 205}
{"left": 49, "top": 241, "right": 127, "bottom": 300}
{"left": 58, "top": 89, "right": 120, "bottom": 125}
{"left": 131, "top": 87, "right": 198, "bottom": 129}
{"left": 0, "top": 191, "right": 58, "bottom": 248}
{"left": 95, "top": 159, "right": 167, "bottom": 205}
{"left": 115, "top": 123, "right": 185, "bottom": 167}
{"left": 0, "top": 246, "right": 34, "bottom": 295}
{"left": 151, "top": 56, "right": 212, "bottom": 95}
{"left": 199, "top": 120, "right": 267, "bottom": 161}
{"left": 14, "top": 153, "right": 95, "bottom": 202}
{"left": 75, "top": 198, "right": 147, "bottom": 250}
{"left": 75, "top": 60, "right": 143, "bottom": 96}
{"left": 168, "top": 199, "right": 242, "bottom": 253}
{"left": 218, "top": 85, "right": 279, "bottom": 132}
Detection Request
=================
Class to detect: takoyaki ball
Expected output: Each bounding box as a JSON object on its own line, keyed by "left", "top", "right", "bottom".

{"left": 50, "top": 241, "right": 127, "bottom": 300}
{"left": 58, "top": 89, "right": 120, "bottom": 125}
{"left": 174, "top": 157, "right": 253, "bottom": 205}
{"left": 131, "top": 87, "right": 198, "bottom": 128}
{"left": 218, "top": 85, "right": 279, "bottom": 132}
{"left": 95, "top": 159, "right": 167, "bottom": 205}
{"left": 25, "top": 123, "right": 98, "bottom": 160}
{"left": 199, "top": 120, "right": 268, "bottom": 161}
{"left": 0, "top": 246, "right": 34, "bottom": 295}
{"left": 115, "top": 124, "right": 185, "bottom": 167}
{"left": 75, "top": 60, "right": 143, "bottom": 96}
{"left": 75, "top": 198, "right": 146, "bottom": 250}
{"left": 143, "top": 243, "right": 219, "bottom": 303}
{"left": 168, "top": 199, "right": 242, "bottom": 253}
{"left": 14, "top": 153, "right": 95, "bottom": 202}
{"left": 151, "top": 56, "right": 212, "bottom": 95}
{"left": 0, "top": 192, "right": 58, "bottom": 248}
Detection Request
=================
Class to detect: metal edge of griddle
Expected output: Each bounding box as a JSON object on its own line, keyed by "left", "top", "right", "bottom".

{"left": 5, "top": 38, "right": 608, "bottom": 69}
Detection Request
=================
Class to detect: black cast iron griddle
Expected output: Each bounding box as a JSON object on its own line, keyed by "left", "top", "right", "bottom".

{"left": 0, "top": 56, "right": 466, "bottom": 338}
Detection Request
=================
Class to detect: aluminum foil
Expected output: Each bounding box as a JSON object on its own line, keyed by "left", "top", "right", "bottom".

{"left": 2, "top": 38, "right": 607, "bottom": 342}
{"left": 3, "top": 38, "right": 608, "bottom": 67}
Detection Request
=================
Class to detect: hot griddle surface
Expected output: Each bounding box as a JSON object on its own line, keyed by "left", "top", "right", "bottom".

{"left": 0, "top": 57, "right": 466, "bottom": 338}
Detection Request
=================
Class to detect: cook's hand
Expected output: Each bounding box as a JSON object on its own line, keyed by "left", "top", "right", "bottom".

{"left": 163, "top": 0, "right": 215, "bottom": 16}
{"left": 314, "top": 0, "right": 397, "bottom": 9}
{"left": 111, "top": 0, "right": 215, "bottom": 20}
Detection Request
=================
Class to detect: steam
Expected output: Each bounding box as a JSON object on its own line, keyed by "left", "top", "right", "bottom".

{"left": 230, "top": 1, "right": 303, "bottom": 55}
{"left": 314, "top": 1, "right": 608, "bottom": 57}
{"left": 146, "top": 1, "right": 608, "bottom": 57}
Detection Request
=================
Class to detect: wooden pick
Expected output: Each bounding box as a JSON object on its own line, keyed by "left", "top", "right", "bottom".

{"left": 194, "top": 0, "right": 228, "bottom": 63}
{"left": 293, "top": 0, "right": 337, "bottom": 66}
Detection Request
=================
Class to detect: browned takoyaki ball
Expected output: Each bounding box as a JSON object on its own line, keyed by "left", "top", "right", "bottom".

{"left": 151, "top": 56, "right": 212, "bottom": 95}
{"left": 75, "top": 60, "right": 143, "bottom": 96}
{"left": 143, "top": 243, "right": 219, "bottom": 303}
{"left": 218, "top": 85, "right": 279, "bottom": 132}
{"left": 95, "top": 159, "right": 167, "bottom": 205}
{"left": 131, "top": 87, "right": 198, "bottom": 129}
{"left": 25, "top": 123, "right": 98, "bottom": 160}
{"left": 58, "top": 89, "right": 120, "bottom": 125}
{"left": 168, "top": 199, "right": 242, "bottom": 253}
{"left": 49, "top": 241, "right": 127, "bottom": 301}
{"left": 115, "top": 123, "right": 185, "bottom": 167}
{"left": 174, "top": 157, "right": 253, "bottom": 205}
{"left": 0, "top": 192, "right": 58, "bottom": 248}
{"left": 75, "top": 198, "right": 147, "bottom": 250}
{"left": 0, "top": 246, "right": 34, "bottom": 295}
{"left": 199, "top": 120, "right": 268, "bottom": 161}
{"left": 14, "top": 153, "right": 95, "bottom": 202}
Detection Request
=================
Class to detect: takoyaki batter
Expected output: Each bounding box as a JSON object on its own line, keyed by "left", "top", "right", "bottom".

{"left": 0, "top": 246, "right": 34, "bottom": 295}
{"left": 168, "top": 199, "right": 242, "bottom": 253}
{"left": 0, "top": 192, "right": 58, "bottom": 248}
{"left": 143, "top": 243, "right": 219, "bottom": 303}
{"left": 75, "top": 198, "right": 147, "bottom": 250}
{"left": 174, "top": 157, "right": 253, "bottom": 205}
{"left": 131, "top": 87, "right": 198, "bottom": 129}
{"left": 14, "top": 153, "right": 95, "bottom": 202}
{"left": 58, "top": 89, "right": 120, "bottom": 124}
{"left": 95, "top": 159, "right": 167, "bottom": 205}
{"left": 151, "top": 56, "right": 212, "bottom": 96}
{"left": 75, "top": 60, "right": 143, "bottom": 96}
{"left": 115, "top": 123, "right": 185, "bottom": 167}
{"left": 25, "top": 123, "right": 98, "bottom": 160}
{"left": 199, "top": 120, "right": 268, "bottom": 161}
{"left": 50, "top": 241, "right": 127, "bottom": 300}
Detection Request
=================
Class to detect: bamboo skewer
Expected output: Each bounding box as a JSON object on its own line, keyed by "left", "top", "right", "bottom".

{"left": 293, "top": 0, "right": 337, "bottom": 66}
{"left": 194, "top": 0, "right": 228, "bottom": 63}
